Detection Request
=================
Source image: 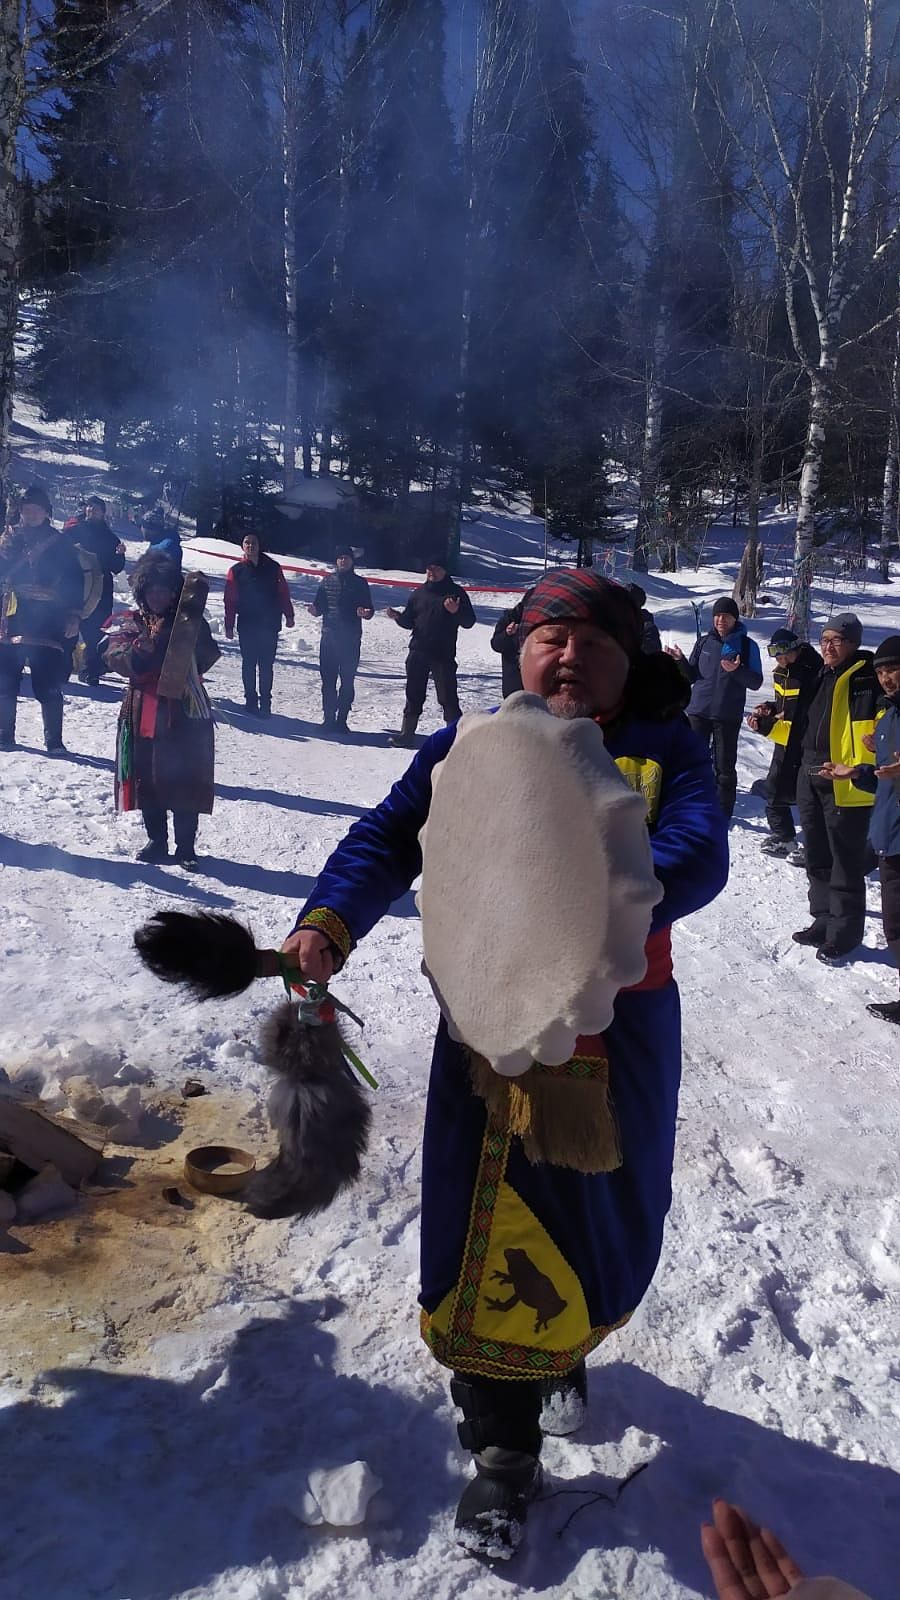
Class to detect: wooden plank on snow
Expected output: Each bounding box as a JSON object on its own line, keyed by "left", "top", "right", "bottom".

{"left": 0, "top": 1101, "right": 104, "bottom": 1187}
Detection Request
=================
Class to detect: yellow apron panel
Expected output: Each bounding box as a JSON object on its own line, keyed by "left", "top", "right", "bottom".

{"left": 615, "top": 756, "right": 663, "bottom": 823}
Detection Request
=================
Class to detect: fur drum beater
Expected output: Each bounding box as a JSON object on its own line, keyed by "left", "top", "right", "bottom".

{"left": 133, "top": 911, "right": 373, "bottom": 1220}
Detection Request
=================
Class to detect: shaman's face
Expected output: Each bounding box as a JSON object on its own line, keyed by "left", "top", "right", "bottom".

{"left": 520, "top": 619, "right": 630, "bottom": 719}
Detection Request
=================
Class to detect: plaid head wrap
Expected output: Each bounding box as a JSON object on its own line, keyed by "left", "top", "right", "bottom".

{"left": 519, "top": 570, "right": 642, "bottom": 658}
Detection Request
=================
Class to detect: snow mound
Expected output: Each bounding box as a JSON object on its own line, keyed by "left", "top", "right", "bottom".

{"left": 295, "top": 1460, "right": 383, "bottom": 1528}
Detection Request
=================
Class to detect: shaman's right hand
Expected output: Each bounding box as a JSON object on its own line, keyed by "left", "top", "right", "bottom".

{"left": 280, "top": 928, "right": 335, "bottom": 984}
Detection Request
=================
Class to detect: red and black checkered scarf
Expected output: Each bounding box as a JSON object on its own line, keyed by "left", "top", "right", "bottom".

{"left": 519, "top": 570, "right": 642, "bottom": 658}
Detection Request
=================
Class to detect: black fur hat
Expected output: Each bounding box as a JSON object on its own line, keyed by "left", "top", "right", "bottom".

{"left": 131, "top": 551, "right": 182, "bottom": 610}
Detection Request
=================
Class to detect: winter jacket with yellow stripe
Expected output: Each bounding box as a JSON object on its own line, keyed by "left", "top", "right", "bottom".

{"left": 801, "top": 651, "right": 880, "bottom": 808}
{"left": 759, "top": 643, "right": 822, "bottom": 762}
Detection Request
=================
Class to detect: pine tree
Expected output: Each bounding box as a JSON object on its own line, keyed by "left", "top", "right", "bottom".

{"left": 465, "top": 0, "right": 619, "bottom": 545}
{"left": 30, "top": 0, "right": 281, "bottom": 531}
{"left": 339, "top": 0, "right": 464, "bottom": 507}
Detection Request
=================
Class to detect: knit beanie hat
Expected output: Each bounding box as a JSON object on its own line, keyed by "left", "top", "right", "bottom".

{"left": 874, "top": 634, "right": 900, "bottom": 669}
{"left": 334, "top": 544, "right": 355, "bottom": 563}
{"left": 712, "top": 596, "right": 739, "bottom": 620}
{"left": 520, "top": 570, "right": 643, "bottom": 658}
{"left": 768, "top": 627, "right": 800, "bottom": 656}
{"left": 824, "top": 612, "right": 863, "bottom": 646}
{"left": 21, "top": 483, "right": 52, "bottom": 514}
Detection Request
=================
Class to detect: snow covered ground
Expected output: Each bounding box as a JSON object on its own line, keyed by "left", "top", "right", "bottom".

{"left": 1, "top": 461, "right": 899, "bottom": 1597}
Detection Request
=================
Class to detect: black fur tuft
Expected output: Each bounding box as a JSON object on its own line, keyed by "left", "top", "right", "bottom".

{"left": 243, "top": 1001, "right": 371, "bottom": 1220}
{"left": 134, "top": 911, "right": 259, "bottom": 998}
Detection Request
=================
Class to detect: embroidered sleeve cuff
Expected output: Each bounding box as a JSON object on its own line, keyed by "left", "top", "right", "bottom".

{"left": 298, "top": 907, "right": 353, "bottom": 968}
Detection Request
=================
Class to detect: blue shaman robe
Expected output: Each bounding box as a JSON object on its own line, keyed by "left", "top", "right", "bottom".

{"left": 295, "top": 712, "right": 728, "bottom": 1380}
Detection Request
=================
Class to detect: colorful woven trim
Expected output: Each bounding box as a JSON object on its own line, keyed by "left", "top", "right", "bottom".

{"left": 298, "top": 907, "right": 353, "bottom": 964}
{"left": 530, "top": 1055, "right": 610, "bottom": 1080}
{"left": 420, "top": 1115, "right": 631, "bottom": 1379}
{"left": 421, "top": 1304, "right": 631, "bottom": 1380}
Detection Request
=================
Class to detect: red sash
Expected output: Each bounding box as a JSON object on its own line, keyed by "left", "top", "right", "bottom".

{"left": 572, "top": 928, "right": 673, "bottom": 1056}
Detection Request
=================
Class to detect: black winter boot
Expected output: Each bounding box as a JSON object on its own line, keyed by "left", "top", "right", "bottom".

{"left": 389, "top": 715, "right": 418, "bottom": 749}
{"left": 867, "top": 998, "right": 900, "bottom": 1024}
{"left": 792, "top": 922, "right": 827, "bottom": 946}
{"left": 539, "top": 1357, "right": 588, "bottom": 1437}
{"left": 451, "top": 1375, "right": 542, "bottom": 1561}
{"left": 173, "top": 813, "right": 199, "bottom": 871}
{"left": 139, "top": 808, "right": 169, "bottom": 862}
{"left": 41, "top": 698, "right": 66, "bottom": 756}
{"left": 0, "top": 691, "right": 17, "bottom": 750}
{"left": 760, "top": 836, "right": 793, "bottom": 858}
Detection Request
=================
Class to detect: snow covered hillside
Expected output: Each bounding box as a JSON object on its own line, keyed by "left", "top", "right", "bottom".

{"left": 1, "top": 480, "right": 898, "bottom": 1599}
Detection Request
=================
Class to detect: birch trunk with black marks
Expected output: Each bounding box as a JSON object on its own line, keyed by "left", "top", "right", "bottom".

{"left": 788, "top": 364, "right": 833, "bottom": 636}
{"left": 734, "top": 428, "right": 764, "bottom": 616}
{"left": 282, "top": 51, "right": 300, "bottom": 492}
{"left": 633, "top": 304, "right": 668, "bottom": 574}
{"left": 881, "top": 328, "right": 900, "bottom": 583}
{"left": 0, "top": 0, "right": 26, "bottom": 519}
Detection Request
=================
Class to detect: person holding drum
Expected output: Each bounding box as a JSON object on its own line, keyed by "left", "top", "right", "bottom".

{"left": 280, "top": 570, "right": 729, "bottom": 1561}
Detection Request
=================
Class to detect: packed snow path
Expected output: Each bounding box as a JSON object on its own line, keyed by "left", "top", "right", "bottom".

{"left": 0, "top": 531, "right": 898, "bottom": 1600}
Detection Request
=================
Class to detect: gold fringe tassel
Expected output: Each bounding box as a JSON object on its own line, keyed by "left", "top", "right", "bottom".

{"left": 467, "top": 1051, "right": 622, "bottom": 1175}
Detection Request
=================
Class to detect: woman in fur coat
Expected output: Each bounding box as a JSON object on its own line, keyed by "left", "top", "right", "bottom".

{"left": 103, "top": 553, "right": 219, "bottom": 868}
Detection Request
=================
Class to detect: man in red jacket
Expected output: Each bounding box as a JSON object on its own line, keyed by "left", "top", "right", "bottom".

{"left": 224, "top": 534, "right": 294, "bottom": 717}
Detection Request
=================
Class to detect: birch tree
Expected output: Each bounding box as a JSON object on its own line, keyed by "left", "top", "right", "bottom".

{"left": 694, "top": 0, "right": 900, "bottom": 635}
{"left": 0, "top": 0, "right": 28, "bottom": 516}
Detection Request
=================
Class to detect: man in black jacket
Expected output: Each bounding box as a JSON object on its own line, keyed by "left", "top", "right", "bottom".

{"left": 386, "top": 556, "right": 476, "bottom": 745}
{"left": 66, "top": 497, "right": 126, "bottom": 685}
{"left": 309, "top": 547, "right": 374, "bottom": 732}
{"left": 627, "top": 583, "right": 662, "bottom": 653}
{"left": 0, "top": 483, "right": 85, "bottom": 754}
{"left": 746, "top": 628, "right": 822, "bottom": 856}
{"left": 666, "top": 596, "right": 763, "bottom": 816}
{"left": 792, "top": 613, "right": 880, "bottom": 963}
{"left": 490, "top": 595, "right": 528, "bottom": 698}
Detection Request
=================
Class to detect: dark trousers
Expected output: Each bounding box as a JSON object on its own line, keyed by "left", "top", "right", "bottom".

{"left": 797, "top": 770, "right": 872, "bottom": 949}
{"left": 141, "top": 806, "right": 198, "bottom": 853}
{"left": 688, "top": 715, "right": 740, "bottom": 817}
{"left": 319, "top": 629, "right": 361, "bottom": 723}
{"left": 405, "top": 652, "right": 461, "bottom": 725}
{"left": 765, "top": 748, "right": 799, "bottom": 842}
{"left": 79, "top": 577, "right": 114, "bottom": 678}
{"left": 0, "top": 643, "right": 66, "bottom": 744}
{"left": 880, "top": 855, "right": 900, "bottom": 988}
{"left": 238, "top": 624, "right": 278, "bottom": 710}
